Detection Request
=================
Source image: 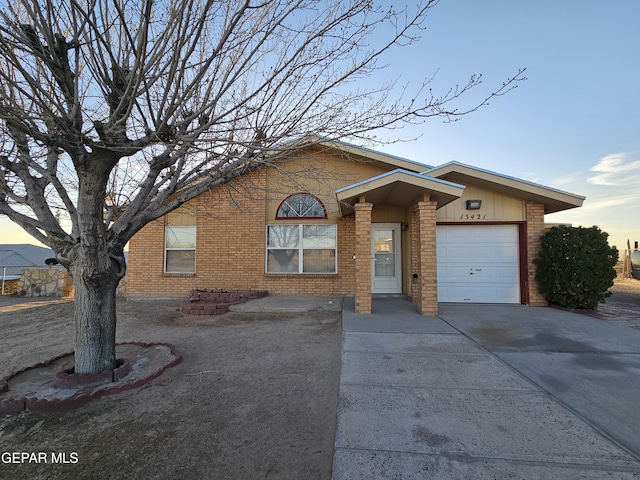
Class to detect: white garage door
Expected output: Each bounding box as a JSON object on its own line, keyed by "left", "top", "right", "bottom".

{"left": 437, "top": 225, "right": 520, "bottom": 303}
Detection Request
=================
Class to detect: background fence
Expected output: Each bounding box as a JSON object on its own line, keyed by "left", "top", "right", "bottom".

{"left": 619, "top": 239, "right": 639, "bottom": 280}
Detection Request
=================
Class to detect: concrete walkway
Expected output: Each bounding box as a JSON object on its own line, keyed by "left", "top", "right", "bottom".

{"left": 333, "top": 297, "right": 640, "bottom": 479}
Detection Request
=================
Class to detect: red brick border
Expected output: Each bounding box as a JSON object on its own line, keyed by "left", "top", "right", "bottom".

{"left": 55, "top": 358, "right": 132, "bottom": 388}
{"left": 0, "top": 342, "right": 182, "bottom": 415}
{"left": 181, "top": 289, "right": 268, "bottom": 315}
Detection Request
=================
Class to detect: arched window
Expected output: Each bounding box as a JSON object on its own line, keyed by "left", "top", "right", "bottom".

{"left": 276, "top": 193, "right": 326, "bottom": 219}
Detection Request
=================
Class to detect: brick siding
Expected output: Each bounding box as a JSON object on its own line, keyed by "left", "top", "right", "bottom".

{"left": 526, "top": 201, "right": 547, "bottom": 306}
{"left": 127, "top": 170, "right": 357, "bottom": 298}
{"left": 354, "top": 202, "right": 373, "bottom": 313}
{"left": 126, "top": 164, "right": 555, "bottom": 311}
{"left": 413, "top": 200, "right": 438, "bottom": 315}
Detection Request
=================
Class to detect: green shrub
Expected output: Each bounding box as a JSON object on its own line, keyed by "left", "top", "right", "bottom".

{"left": 533, "top": 225, "right": 618, "bottom": 309}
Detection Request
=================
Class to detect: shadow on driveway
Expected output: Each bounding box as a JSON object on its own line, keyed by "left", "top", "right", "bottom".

{"left": 439, "top": 303, "right": 640, "bottom": 460}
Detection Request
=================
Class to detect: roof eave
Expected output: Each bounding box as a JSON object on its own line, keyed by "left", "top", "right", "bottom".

{"left": 425, "top": 162, "right": 585, "bottom": 214}
{"left": 336, "top": 169, "right": 465, "bottom": 216}
{"left": 276, "top": 135, "right": 430, "bottom": 173}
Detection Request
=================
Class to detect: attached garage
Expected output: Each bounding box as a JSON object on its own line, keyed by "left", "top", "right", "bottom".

{"left": 437, "top": 224, "right": 520, "bottom": 303}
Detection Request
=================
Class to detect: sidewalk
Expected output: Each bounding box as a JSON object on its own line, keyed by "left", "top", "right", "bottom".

{"left": 332, "top": 296, "right": 640, "bottom": 479}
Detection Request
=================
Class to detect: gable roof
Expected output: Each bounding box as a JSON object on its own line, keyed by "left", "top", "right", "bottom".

{"left": 423, "top": 162, "right": 585, "bottom": 214}
{"left": 280, "top": 135, "right": 430, "bottom": 173}
{"left": 336, "top": 169, "right": 465, "bottom": 216}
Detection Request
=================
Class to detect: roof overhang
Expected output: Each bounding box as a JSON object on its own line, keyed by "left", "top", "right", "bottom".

{"left": 423, "top": 162, "right": 585, "bottom": 214}
{"left": 276, "top": 135, "right": 430, "bottom": 173}
{"left": 336, "top": 169, "right": 465, "bottom": 216}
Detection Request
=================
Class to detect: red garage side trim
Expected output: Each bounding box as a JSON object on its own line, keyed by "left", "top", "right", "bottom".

{"left": 519, "top": 222, "right": 529, "bottom": 305}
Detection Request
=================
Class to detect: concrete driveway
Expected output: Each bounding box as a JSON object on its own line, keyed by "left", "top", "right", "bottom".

{"left": 442, "top": 304, "right": 640, "bottom": 459}
{"left": 333, "top": 297, "right": 640, "bottom": 479}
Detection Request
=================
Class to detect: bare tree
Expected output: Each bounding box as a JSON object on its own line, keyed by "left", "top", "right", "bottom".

{"left": 0, "top": 0, "right": 524, "bottom": 374}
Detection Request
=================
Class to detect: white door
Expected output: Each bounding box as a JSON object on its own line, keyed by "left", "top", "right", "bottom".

{"left": 372, "top": 223, "right": 402, "bottom": 294}
{"left": 437, "top": 225, "right": 520, "bottom": 303}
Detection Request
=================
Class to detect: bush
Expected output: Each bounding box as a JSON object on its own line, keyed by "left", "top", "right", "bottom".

{"left": 533, "top": 225, "right": 618, "bottom": 309}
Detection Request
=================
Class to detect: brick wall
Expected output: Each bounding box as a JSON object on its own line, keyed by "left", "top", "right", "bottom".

{"left": 127, "top": 169, "right": 357, "bottom": 299}
{"left": 526, "top": 201, "right": 547, "bottom": 306}
{"left": 126, "top": 164, "right": 553, "bottom": 309}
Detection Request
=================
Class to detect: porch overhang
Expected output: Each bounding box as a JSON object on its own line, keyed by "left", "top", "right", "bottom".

{"left": 336, "top": 169, "right": 465, "bottom": 216}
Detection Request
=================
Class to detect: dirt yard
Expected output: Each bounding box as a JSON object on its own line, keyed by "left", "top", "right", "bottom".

{"left": 1, "top": 279, "right": 639, "bottom": 479}
{"left": 0, "top": 297, "right": 341, "bottom": 480}
{"left": 591, "top": 277, "right": 640, "bottom": 329}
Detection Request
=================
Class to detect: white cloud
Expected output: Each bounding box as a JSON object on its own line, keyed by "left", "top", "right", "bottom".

{"left": 548, "top": 171, "right": 586, "bottom": 190}
{"left": 544, "top": 156, "right": 640, "bottom": 249}
{"left": 582, "top": 191, "right": 640, "bottom": 211}
{"left": 588, "top": 152, "right": 640, "bottom": 186}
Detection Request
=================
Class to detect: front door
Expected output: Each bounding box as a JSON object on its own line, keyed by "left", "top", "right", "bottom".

{"left": 371, "top": 223, "right": 402, "bottom": 293}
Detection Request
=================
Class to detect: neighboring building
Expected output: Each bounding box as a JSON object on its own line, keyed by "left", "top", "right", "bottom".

{"left": 0, "top": 244, "right": 57, "bottom": 295}
{"left": 126, "top": 137, "right": 584, "bottom": 314}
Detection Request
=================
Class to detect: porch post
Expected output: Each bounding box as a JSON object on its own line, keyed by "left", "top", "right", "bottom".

{"left": 525, "top": 201, "right": 548, "bottom": 306}
{"left": 415, "top": 199, "right": 438, "bottom": 315}
{"left": 354, "top": 202, "right": 373, "bottom": 314}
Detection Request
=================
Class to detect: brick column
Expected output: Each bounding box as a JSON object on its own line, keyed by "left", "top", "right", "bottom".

{"left": 415, "top": 200, "right": 438, "bottom": 315}
{"left": 526, "top": 201, "right": 547, "bottom": 306}
{"left": 354, "top": 202, "right": 373, "bottom": 314}
{"left": 410, "top": 209, "right": 419, "bottom": 304}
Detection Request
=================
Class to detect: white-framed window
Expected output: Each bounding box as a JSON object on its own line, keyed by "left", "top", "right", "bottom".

{"left": 266, "top": 224, "right": 337, "bottom": 273}
{"left": 276, "top": 193, "right": 327, "bottom": 219}
{"left": 164, "top": 226, "right": 196, "bottom": 273}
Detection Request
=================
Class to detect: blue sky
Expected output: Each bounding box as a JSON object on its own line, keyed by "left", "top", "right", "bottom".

{"left": 2, "top": 0, "right": 639, "bottom": 251}
{"left": 375, "top": 0, "right": 640, "bottom": 250}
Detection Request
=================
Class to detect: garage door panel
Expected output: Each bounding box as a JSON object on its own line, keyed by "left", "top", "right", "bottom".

{"left": 467, "top": 245, "right": 497, "bottom": 260}
{"left": 495, "top": 265, "right": 518, "bottom": 280}
{"left": 439, "top": 266, "right": 475, "bottom": 281}
{"left": 440, "top": 245, "right": 518, "bottom": 263}
{"left": 437, "top": 284, "right": 520, "bottom": 303}
{"left": 441, "top": 285, "right": 476, "bottom": 302}
{"left": 439, "top": 264, "right": 518, "bottom": 282}
{"left": 496, "top": 286, "right": 520, "bottom": 302}
{"left": 449, "top": 246, "right": 474, "bottom": 259}
{"left": 437, "top": 225, "right": 520, "bottom": 303}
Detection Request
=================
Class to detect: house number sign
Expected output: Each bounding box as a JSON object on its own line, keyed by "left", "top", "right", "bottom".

{"left": 459, "top": 213, "right": 487, "bottom": 220}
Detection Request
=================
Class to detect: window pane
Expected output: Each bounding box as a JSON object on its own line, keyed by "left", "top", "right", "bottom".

{"left": 303, "top": 225, "right": 336, "bottom": 248}
{"left": 373, "top": 229, "right": 395, "bottom": 254}
{"left": 303, "top": 249, "right": 336, "bottom": 273}
{"left": 277, "top": 194, "right": 325, "bottom": 218}
{"left": 268, "top": 225, "right": 299, "bottom": 248}
{"left": 374, "top": 252, "right": 395, "bottom": 277}
{"left": 166, "top": 250, "right": 195, "bottom": 273}
{"left": 165, "top": 226, "right": 196, "bottom": 249}
{"left": 267, "top": 249, "right": 299, "bottom": 272}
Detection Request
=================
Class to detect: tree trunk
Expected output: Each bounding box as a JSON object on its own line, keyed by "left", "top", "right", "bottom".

{"left": 69, "top": 150, "right": 126, "bottom": 375}
{"left": 70, "top": 258, "right": 121, "bottom": 374}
